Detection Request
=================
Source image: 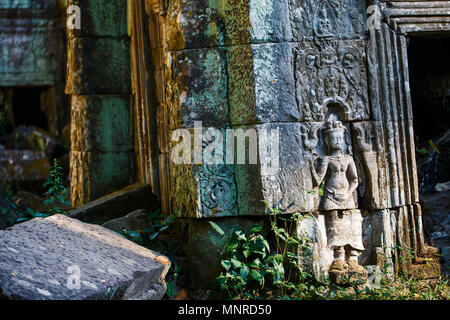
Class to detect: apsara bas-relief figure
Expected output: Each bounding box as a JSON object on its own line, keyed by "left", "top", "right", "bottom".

{"left": 310, "top": 120, "right": 366, "bottom": 275}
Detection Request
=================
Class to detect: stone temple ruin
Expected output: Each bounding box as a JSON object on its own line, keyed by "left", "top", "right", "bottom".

{"left": 0, "top": 0, "right": 449, "bottom": 298}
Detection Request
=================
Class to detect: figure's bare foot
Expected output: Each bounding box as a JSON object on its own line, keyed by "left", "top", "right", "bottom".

{"left": 346, "top": 260, "right": 366, "bottom": 274}
{"left": 329, "top": 260, "right": 347, "bottom": 272}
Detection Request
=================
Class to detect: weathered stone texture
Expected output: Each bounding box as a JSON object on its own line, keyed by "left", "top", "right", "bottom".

{"left": 0, "top": 214, "right": 169, "bottom": 300}
{"left": 367, "top": 27, "right": 420, "bottom": 208}
{"left": 293, "top": 40, "right": 369, "bottom": 122}
{"left": 166, "top": 47, "right": 229, "bottom": 129}
{"left": 70, "top": 183, "right": 159, "bottom": 224}
{"left": 102, "top": 209, "right": 152, "bottom": 232}
{"left": 66, "top": 37, "right": 131, "bottom": 95}
{"left": 165, "top": 122, "right": 375, "bottom": 218}
{"left": 69, "top": 94, "right": 136, "bottom": 206}
{"left": 70, "top": 151, "right": 136, "bottom": 208}
{"left": 379, "top": 0, "right": 450, "bottom": 35}
{"left": 67, "top": 0, "right": 128, "bottom": 38}
{"left": 67, "top": 0, "right": 135, "bottom": 206}
{"left": 0, "top": 0, "right": 68, "bottom": 134}
{"left": 71, "top": 95, "right": 133, "bottom": 153}
{"left": 130, "top": 0, "right": 448, "bottom": 283}
{"left": 5, "top": 125, "right": 67, "bottom": 160}
{"left": 0, "top": 150, "right": 50, "bottom": 185}
{"left": 164, "top": 39, "right": 370, "bottom": 129}
{"left": 0, "top": 0, "right": 64, "bottom": 87}
{"left": 162, "top": 0, "right": 366, "bottom": 50}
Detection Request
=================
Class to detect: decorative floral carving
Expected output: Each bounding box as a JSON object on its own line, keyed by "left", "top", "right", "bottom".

{"left": 197, "top": 130, "right": 238, "bottom": 217}
{"left": 197, "top": 164, "right": 237, "bottom": 217}
{"left": 294, "top": 41, "right": 369, "bottom": 121}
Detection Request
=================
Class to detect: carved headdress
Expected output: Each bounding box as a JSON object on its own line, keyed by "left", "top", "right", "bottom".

{"left": 323, "top": 120, "right": 345, "bottom": 136}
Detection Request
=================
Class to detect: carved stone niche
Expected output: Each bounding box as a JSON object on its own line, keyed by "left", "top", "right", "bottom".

{"left": 293, "top": 40, "right": 370, "bottom": 122}
{"left": 297, "top": 104, "right": 368, "bottom": 281}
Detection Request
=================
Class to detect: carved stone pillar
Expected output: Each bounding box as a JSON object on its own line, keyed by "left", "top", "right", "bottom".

{"left": 67, "top": 0, "right": 136, "bottom": 207}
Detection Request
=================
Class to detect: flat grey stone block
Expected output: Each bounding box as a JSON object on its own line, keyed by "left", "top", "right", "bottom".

{"left": 0, "top": 215, "right": 169, "bottom": 300}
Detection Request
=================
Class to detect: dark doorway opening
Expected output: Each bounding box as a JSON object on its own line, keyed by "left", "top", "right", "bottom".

{"left": 11, "top": 87, "right": 49, "bottom": 131}
{"left": 408, "top": 36, "right": 450, "bottom": 250}
{"left": 407, "top": 36, "right": 450, "bottom": 193}
{"left": 408, "top": 37, "right": 450, "bottom": 146}
{"left": 0, "top": 86, "right": 51, "bottom": 140}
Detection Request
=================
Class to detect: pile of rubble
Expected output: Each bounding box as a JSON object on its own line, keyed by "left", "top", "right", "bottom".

{"left": 0, "top": 125, "right": 70, "bottom": 193}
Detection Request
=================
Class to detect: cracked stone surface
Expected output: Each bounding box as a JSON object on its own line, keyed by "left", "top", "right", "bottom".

{"left": 0, "top": 214, "right": 169, "bottom": 300}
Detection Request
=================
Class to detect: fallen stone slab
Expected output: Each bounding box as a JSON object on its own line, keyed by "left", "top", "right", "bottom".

{"left": 102, "top": 209, "right": 152, "bottom": 232}
{"left": 70, "top": 183, "right": 159, "bottom": 224}
{"left": 0, "top": 214, "right": 170, "bottom": 300}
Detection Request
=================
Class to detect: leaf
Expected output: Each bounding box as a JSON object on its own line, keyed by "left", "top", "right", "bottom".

{"left": 287, "top": 237, "right": 300, "bottom": 245}
{"left": 286, "top": 252, "right": 298, "bottom": 261}
{"left": 150, "top": 232, "right": 159, "bottom": 240}
{"left": 262, "top": 239, "right": 270, "bottom": 253}
{"left": 234, "top": 230, "right": 247, "bottom": 241}
{"left": 249, "top": 224, "right": 263, "bottom": 234}
{"left": 240, "top": 265, "right": 249, "bottom": 278}
{"left": 221, "top": 260, "right": 231, "bottom": 271}
{"left": 249, "top": 269, "right": 263, "bottom": 284}
{"left": 318, "top": 181, "right": 324, "bottom": 196}
{"left": 225, "top": 238, "right": 239, "bottom": 252}
{"left": 164, "top": 216, "right": 176, "bottom": 225}
{"left": 159, "top": 225, "right": 169, "bottom": 232}
{"left": 417, "top": 148, "right": 428, "bottom": 155}
{"left": 208, "top": 221, "right": 225, "bottom": 236}
{"left": 249, "top": 258, "right": 261, "bottom": 269}
{"left": 230, "top": 258, "right": 242, "bottom": 269}
{"left": 429, "top": 139, "right": 440, "bottom": 154}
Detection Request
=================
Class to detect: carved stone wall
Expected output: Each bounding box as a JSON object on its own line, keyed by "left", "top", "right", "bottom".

{"left": 0, "top": 0, "right": 67, "bottom": 135}
{"left": 137, "top": 0, "right": 439, "bottom": 279}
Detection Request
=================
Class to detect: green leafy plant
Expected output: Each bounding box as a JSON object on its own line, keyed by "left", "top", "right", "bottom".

{"left": 0, "top": 191, "right": 21, "bottom": 226}
{"left": 1, "top": 160, "right": 71, "bottom": 225}
{"left": 144, "top": 209, "right": 176, "bottom": 241}
{"left": 211, "top": 220, "right": 270, "bottom": 299}
{"left": 166, "top": 265, "right": 182, "bottom": 299}
{"left": 211, "top": 202, "right": 326, "bottom": 300}
{"left": 43, "top": 159, "right": 71, "bottom": 216}
{"left": 118, "top": 209, "right": 176, "bottom": 244}
{"left": 264, "top": 202, "right": 325, "bottom": 299}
